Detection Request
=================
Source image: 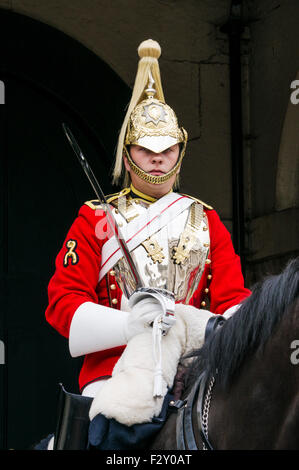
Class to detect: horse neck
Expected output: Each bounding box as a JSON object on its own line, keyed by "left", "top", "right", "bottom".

{"left": 208, "top": 301, "right": 299, "bottom": 450}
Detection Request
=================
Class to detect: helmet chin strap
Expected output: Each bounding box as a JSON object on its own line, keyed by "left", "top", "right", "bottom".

{"left": 123, "top": 140, "right": 187, "bottom": 185}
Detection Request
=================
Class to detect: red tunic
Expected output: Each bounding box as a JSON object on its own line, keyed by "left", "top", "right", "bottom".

{"left": 45, "top": 196, "right": 251, "bottom": 391}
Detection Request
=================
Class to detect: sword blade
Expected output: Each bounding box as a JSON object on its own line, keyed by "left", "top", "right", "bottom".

{"left": 62, "top": 123, "right": 143, "bottom": 289}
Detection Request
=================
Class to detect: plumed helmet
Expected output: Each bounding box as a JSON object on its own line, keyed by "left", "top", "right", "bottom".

{"left": 113, "top": 39, "right": 188, "bottom": 187}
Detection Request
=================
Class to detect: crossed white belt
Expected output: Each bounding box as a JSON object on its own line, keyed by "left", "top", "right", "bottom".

{"left": 99, "top": 192, "right": 194, "bottom": 282}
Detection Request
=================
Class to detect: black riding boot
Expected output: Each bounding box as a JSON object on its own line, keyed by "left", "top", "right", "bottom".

{"left": 53, "top": 383, "right": 93, "bottom": 450}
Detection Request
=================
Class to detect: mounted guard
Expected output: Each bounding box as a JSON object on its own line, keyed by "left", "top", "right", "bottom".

{"left": 42, "top": 39, "right": 251, "bottom": 450}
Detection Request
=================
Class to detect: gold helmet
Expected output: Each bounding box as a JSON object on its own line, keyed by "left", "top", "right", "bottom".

{"left": 113, "top": 39, "right": 188, "bottom": 187}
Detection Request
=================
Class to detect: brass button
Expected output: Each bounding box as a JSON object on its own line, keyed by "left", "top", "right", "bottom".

{"left": 110, "top": 270, "right": 115, "bottom": 276}
{"left": 110, "top": 284, "right": 116, "bottom": 290}
{"left": 204, "top": 288, "right": 209, "bottom": 294}
{"left": 203, "top": 226, "right": 208, "bottom": 231}
{"left": 204, "top": 243, "right": 210, "bottom": 247}
{"left": 205, "top": 259, "right": 211, "bottom": 265}
{"left": 112, "top": 298, "right": 118, "bottom": 305}
{"left": 114, "top": 208, "right": 119, "bottom": 214}
{"left": 201, "top": 301, "right": 206, "bottom": 307}
{"left": 207, "top": 274, "right": 212, "bottom": 280}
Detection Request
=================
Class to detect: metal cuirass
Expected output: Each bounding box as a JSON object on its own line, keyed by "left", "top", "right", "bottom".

{"left": 108, "top": 193, "right": 210, "bottom": 304}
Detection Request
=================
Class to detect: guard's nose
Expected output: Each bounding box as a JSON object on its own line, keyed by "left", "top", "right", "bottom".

{"left": 151, "top": 152, "right": 163, "bottom": 163}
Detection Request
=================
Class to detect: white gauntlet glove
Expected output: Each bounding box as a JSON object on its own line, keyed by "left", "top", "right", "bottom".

{"left": 124, "top": 296, "right": 165, "bottom": 342}
{"left": 128, "top": 288, "right": 176, "bottom": 337}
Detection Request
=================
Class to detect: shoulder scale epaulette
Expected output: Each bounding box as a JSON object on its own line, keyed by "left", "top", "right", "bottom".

{"left": 106, "top": 187, "right": 130, "bottom": 204}
{"left": 181, "top": 193, "right": 213, "bottom": 210}
{"left": 84, "top": 188, "right": 131, "bottom": 210}
{"left": 84, "top": 199, "right": 103, "bottom": 210}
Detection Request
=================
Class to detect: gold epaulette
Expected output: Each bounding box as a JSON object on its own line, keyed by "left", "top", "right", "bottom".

{"left": 181, "top": 193, "right": 213, "bottom": 210}
{"left": 84, "top": 188, "right": 131, "bottom": 210}
{"left": 106, "top": 187, "right": 130, "bottom": 204}
{"left": 84, "top": 199, "right": 103, "bottom": 210}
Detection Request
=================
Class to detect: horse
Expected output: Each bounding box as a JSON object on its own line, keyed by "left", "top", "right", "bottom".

{"left": 151, "top": 257, "right": 299, "bottom": 450}
{"left": 33, "top": 257, "right": 299, "bottom": 451}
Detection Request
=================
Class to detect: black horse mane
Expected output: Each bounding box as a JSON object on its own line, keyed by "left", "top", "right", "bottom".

{"left": 186, "top": 257, "right": 299, "bottom": 391}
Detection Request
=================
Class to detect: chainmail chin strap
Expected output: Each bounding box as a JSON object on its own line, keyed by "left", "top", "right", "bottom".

{"left": 123, "top": 142, "right": 186, "bottom": 185}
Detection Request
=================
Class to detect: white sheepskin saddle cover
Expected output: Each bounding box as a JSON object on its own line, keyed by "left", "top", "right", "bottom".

{"left": 89, "top": 305, "right": 214, "bottom": 426}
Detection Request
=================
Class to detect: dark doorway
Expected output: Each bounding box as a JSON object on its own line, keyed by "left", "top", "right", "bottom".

{"left": 0, "top": 9, "right": 130, "bottom": 449}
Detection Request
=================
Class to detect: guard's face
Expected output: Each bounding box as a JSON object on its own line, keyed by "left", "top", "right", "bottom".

{"left": 129, "top": 144, "right": 180, "bottom": 174}
{"left": 124, "top": 144, "right": 180, "bottom": 196}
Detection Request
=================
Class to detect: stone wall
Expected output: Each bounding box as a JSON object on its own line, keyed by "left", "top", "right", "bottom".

{"left": 244, "top": 0, "right": 299, "bottom": 283}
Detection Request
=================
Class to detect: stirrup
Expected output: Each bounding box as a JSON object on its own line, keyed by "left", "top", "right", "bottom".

{"left": 53, "top": 383, "right": 93, "bottom": 450}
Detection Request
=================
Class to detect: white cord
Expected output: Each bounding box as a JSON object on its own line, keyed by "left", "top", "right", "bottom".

{"left": 152, "top": 314, "right": 164, "bottom": 397}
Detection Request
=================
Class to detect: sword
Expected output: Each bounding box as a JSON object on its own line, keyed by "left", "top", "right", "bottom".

{"left": 62, "top": 123, "right": 143, "bottom": 289}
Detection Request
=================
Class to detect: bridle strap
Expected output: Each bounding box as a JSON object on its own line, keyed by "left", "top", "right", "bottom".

{"left": 176, "top": 378, "right": 198, "bottom": 450}
{"left": 175, "top": 317, "right": 225, "bottom": 450}
{"left": 182, "top": 373, "right": 202, "bottom": 450}
{"left": 175, "top": 372, "right": 214, "bottom": 450}
{"left": 176, "top": 400, "right": 187, "bottom": 450}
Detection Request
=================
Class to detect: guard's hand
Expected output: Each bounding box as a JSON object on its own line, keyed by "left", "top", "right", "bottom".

{"left": 159, "top": 311, "right": 176, "bottom": 336}
{"left": 124, "top": 296, "right": 165, "bottom": 342}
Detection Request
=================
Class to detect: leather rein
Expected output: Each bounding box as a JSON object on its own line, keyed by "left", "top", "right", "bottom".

{"left": 174, "top": 371, "right": 215, "bottom": 450}
{"left": 174, "top": 315, "right": 225, "bottom": 450}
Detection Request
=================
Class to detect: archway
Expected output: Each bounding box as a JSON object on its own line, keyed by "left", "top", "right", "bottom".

{"left": 0, "top": 8, "right": 130, "bottom": 449}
